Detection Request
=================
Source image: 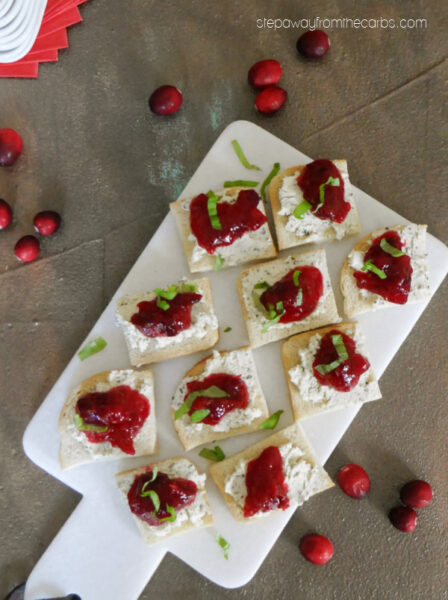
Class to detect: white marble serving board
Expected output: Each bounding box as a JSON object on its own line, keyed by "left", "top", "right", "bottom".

{"left": 23, "top": 120, "right": 448, "bottom": 600}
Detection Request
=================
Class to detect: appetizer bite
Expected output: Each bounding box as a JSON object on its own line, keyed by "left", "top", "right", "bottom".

{"left": 170, "top": 186, "right": 277, "bottom": 272}
{"left": 210, "top": 423, "right": 333, "bottom": 522}
{"left": 172, "top": 347, "right": 269, "bottom": 450}
{"left": 282, "top": 322, "right": 381, "bottom": 420}
{"left": 116, "top": 278, "right": 219, "bottom": 366}
{"left": 341, "top": 224, "right": 430, "bottom": 317}
{"left": 59, "top": 369, "right": 156, "bottom": 469}
{"left": 269, "top": 159, "right": 360, "bottom": 250}
{"left": 238, "top": 249, "right": 340, "bottom": 348}
{"left": 116, "top": 458, "right": 213, "bottom": 545}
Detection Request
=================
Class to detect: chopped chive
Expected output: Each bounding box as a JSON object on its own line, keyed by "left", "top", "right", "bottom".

{"left": 174, "top": 385, "right": 229, "bottom": 420}
{"left": 231, "top": 139, "right": 261, "bottom": 171}
{"left": 315, "top": 360, "right": 342, "bottom": 375}
{"left": 258, "top": 410, "right": 284, "bottom": 430}
{"left": 331, "top": 333, "right": 348, "bottom": 362}
{"left": 149, "top": 467, "right": 158, "bottom": 482}
{"left": 77, "top": 337, "right": 107, "bottom": 361}
{"left": 180, "top": 282, "right": 199, "bottom": 293}
{"left": 214, "top": 254, "right": 225, "bottom": 271}
{"left": 207, "top": 191, "right": 222, "bottom": 230}
{"left": 296, "top": 288, "right": 303, "bottom": 306}
{"left": 362, "top": 259, "right": 387, "bottom": 279}
{"left": 252, "top": 291, "right": 269, "bottom": 317}
{"left": 261, "top": 312, "right": 283, "bottom": 333}
{"left": 223, "top": 180, "right": 259, "bottom": 188}
{"left": 293, "top": 200, "right": 312, "bottom": 220}
{"left": 216, "top": 533, "right": 230, "bottom": 559}
{"left": 254, "top": 281, "right": 270, "bottom": 289}
{"left": 260, "top": 162, "right": 280, "bottom": 200}
{"left": 153, "top": 284, "right": 178, "bottom": 300}
{"left": 276, "top": 301, "right": 284, "bottom": 313}
{"left": 292, "top": 270, "right": 301, "bottom": 287}
{"left": 314, "top": 176, "right": 340, "bottom": 213}
{"left": 74, "top": 413, "right": 108, "bottom": 433}
{"left": 191, "top": 409, "right": 211, "bottom": 423}
{"left": 158, "top": 504, "right": 177, "bottom": 523}
{"left": 199, "top": 446, "right": 226, "bottom": 462}
{"left": 156, "top": 297, "right": 170, "bottom": 310}
{"left": 380, "top": 238, "right": 406, "bottom": 257}
{"left": 224, "top": 326, "right": 232, "bottom": 332}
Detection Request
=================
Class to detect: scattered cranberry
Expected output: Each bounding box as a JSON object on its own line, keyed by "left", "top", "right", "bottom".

{"left": 0, "top": 128, "right": 23, "bottom": 166}
{"left": 297, "top": 30, "right": 330, "bottom": 59}
{"left": 389, "top": 506, "right": 418, "bottom": 532}
{"left": 255, "top": 85, "right": 287, "bottom": 114}
{"left": 248, "top": 59, "right": 282, "bottom": 89}
{"left": 0, "top": 199, "right": 12, "bottom": 230}
{"left": 400, "top": 480, "right": 433, "bottom": 509}
{"left": 337, "top": 464, "right": 370, "bottom": 499}
{"left": 34, "top": 210, "right": 61, "bottom": 236}
{"left": 299, "top": 534, "right": 334, "bottom": 565}
{"left": 149, "top": 85, "right": 183, "bottom": 116}
{"left": 14, "top": 235, "right": 40, "bottom": 262}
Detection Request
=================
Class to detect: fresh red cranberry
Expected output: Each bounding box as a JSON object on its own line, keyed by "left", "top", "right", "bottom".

{"left": 149, "top": 85, "right": 183, "bottom": 115}
{"left": 0, "top": 199, "right": 12, "bottom": 230}
{"left": 297, "top": 30, "right": 330, "bottom": 59}
{"left": 14, "top": 235, "right": 40, "bottom": 262}
{"left": 255, "top": 85, "right": 287, "bottom": 114}
{"left": 389, "top": 506, "right": 418, "bottom": 532}
{"left": 400, "top": 480, "right": 433, "bottom": 509}
{"left": 34, "top": 210, "right": 61, "bottom": 236}
{"left": 0, "top": 128, "right": 23, "bottom": 166}
{"left": 248, "top": 59, "right": 282, "bottom": 89}
{"left": 337, "top": 464, "right": 370, "bottom": 499}
{"left": 299, "top": 534, "right": 334, "bottom": 565}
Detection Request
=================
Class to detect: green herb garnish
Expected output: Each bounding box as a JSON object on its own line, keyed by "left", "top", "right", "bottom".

{"left": 296, "top": 289, "right": 303, "bottom": 306}
{"left": 258, "top": 409, "right": 284, "bottom": 430}
{"left": 214, "top": 254, "right": 225, "bottom": 271}
{"left": 141, "top": 490, "right": 161, "bottom": 515}
{"left": 180, "top": 282, "right": 199, "bottom": 293}
{"left": 191, "top": 409, "right": 211, "bottom": 423}
{"left": 254, "top": 281, "right": 270, "bottom": 290}
{"left": 199, "top": 446, "right": 226, "bottom": 462}
{"left": 293, "top": 200, "right": 312, "bottom": 220}
{"left": 292, "top": 270, "right": 301, "bottom": 287}
{"left": 260, "top": 162, "right": 280, "bottom": 200}
{"left": 223, "top": 180, "right": 259, "bottom": 188}
{"left": 156, "top": 297, "right": 170, "bottom": 310}
{"left": 315, "top": 332, "right": 349, "bottom": 374}
{"left": 231, "top": 140, "right": 261, "bottom": 171}
{"left": 314, "top": 176, "right": 340, "bottom": 213}
{"left": 380, "top": 238, "right": 406, "bottom": 258}
{"left": 158, "top": 504, "right": 177, "bottom": 523}
{"left": 314, "top": 360, "right": 342, "bottom": 375}
{"left": 74, "top": 413, "right": 108, "bottom": 433}
{"left": 224, "top": 327, "right": 232, "bottom": 332}
{"left": 175, "top": 386, "right": 230, "bottom": 420}
{"left": 362, "top": 259, "right": 387, "bottom": 279}
{"left": 207, "top": 190, "right": 221, "bottom": 230}
{"left": 77, "top": 337, "right": 107, "bottom": 361}
{"left": 216, "top": 533, "right": 230, "bottom": 559}
{"left": 153, "top": 284, "right": 178, "bottom": 300}
{"left": 261, "top": 301, "right": 284, "bottom": 333}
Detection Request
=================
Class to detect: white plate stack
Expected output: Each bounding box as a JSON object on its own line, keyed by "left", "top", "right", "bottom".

{"left": 0, "top": 0, "right": 48, "bottom": 63}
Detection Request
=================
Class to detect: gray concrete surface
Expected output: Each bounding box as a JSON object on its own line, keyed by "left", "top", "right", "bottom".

{"left": 1, "top": 1, "right": 447, "bottom": 599}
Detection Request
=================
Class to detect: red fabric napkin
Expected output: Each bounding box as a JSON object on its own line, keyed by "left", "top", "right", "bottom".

{"left": 0, "top": 0, "right": 88, "bottom": 78}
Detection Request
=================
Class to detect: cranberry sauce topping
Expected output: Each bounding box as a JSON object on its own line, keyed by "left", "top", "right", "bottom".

{"left": 76, "top": 385, "right": 150, "bottom": 454}
{"left": 128, "top": 469, "right": 197, "bottom": 526}
{"left": 260, "top": 266, "right": 323, "bottom": 323}
{"left": 131, "top": 292, "right": 202, "bottom": 338}
{"left": 244, "top": 446, "right": 289, "bottom": 518}
{"left": 353, "top": 231, "right": 412, "bottom": 304}
{"left": 313, "top": 330, "right": 370, "bottom": 392}
{"left": 189, "top": 189, "right": 267, "bottom": 255}
{"left": 186, "top": 372, "right": 249, "bottom": 426}
{"left": 296, "top": 159, "right": 350, "bottom": 223}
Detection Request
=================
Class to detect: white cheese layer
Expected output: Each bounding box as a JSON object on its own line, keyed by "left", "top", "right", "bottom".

{"left": 241, "top": 250, "right": 333, "bottom": 333}
{"left": 68, "top": 370, "right": 153, "bottom": 459}
{"left": 348, "top": 224, "right": 430, "bottom": 307}
{"left": 224, "top": 443, "right": 327, "bottom": 517}
{"left": 288, "top": 326, "right": 378, "bottom": 409}
{"left": 182, "top": 189, "right": 272, "bottom": 265}
{"left": 117, "top": 459, "right": 209, "bottom": 537}
{"left": 278, "top": 162, "right": 355, "bottom": 241}
{"left": 172, "top": 349, "right": 264, "bottom": 433}
{"left": 116, "top": 280, "right": 218, "bottom": 353}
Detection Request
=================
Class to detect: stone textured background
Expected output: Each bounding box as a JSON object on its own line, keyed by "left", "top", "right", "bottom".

{"left": 1, "top": 1, "right": 447, "bottom": 599}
